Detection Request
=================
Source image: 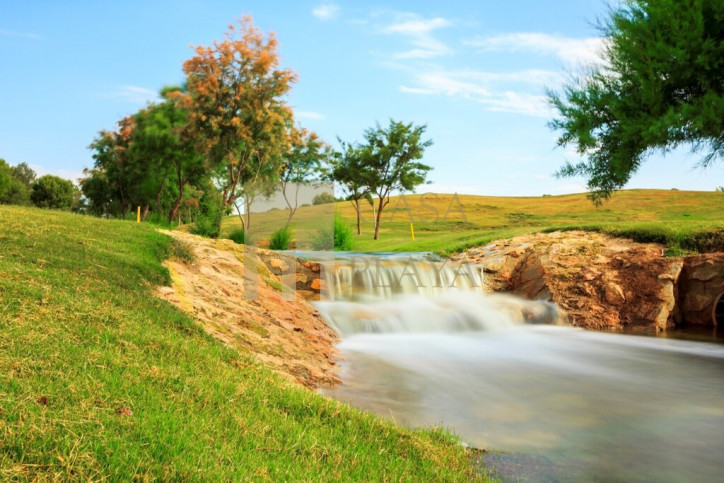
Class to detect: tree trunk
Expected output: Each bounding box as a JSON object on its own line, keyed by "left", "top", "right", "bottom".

{"left": 374, "top": 197, "right": 385, "bottom": 240}
{"left": 354, "top": 199, "right": 361, "bottom": 235}
{"left": 154, "top": 174, "right": 167, "bottom": 215}
{"left": 168, "top": 183, "right": 185, "bottom": 223}
{"left": 141, "top": 203, "right": 150, "bottom": 221}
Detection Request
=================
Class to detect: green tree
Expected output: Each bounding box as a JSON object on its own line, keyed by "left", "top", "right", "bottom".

{"left": 359, "top": 120, "right": 432, "bottom": 240}
{"left": 548, "top": 0, "right": 724, "bottom": 203}
{"left": 135, "top": 89, "right": 208, "bottom": 223}
{"left": 328, "top": 141, "right": 371, "bottom": 235}
{"left": 0, "top": 159, "right": 32, "bottom": 205}
{"left": 31, "top": 175, "right": 77, "bottom": 209}
{"left": 10, "top": 162, "right": 36, "bottom": 190}
{"left": 280, "top": 127, "right": 326, "bottom": 227}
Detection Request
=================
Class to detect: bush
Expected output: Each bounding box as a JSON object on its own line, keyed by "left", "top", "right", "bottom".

{"left": 269, "top": 226, "right": 293, "bottom": 250}
{"left": 227, "top": 228, "right": 245, "bottom": 244}
{"left": 311, "top": 216, "right": 353, "bottom": 251}
{"left": 312, "top": 192, "right": 335, "bottom": 205}
{"left": 30, "top": 175, "right": 77, "bottom": 209}
{"left": 190, "top": 216, "right": 219, "bottom": 238}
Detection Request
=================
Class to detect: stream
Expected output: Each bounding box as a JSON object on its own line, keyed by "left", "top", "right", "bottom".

{"left": 311, "top": 255, "right": 724, "bottom": 482}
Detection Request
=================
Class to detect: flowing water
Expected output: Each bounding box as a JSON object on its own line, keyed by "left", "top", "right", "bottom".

{"left": 312, "top": 255, "right": 724, "bottom": 482}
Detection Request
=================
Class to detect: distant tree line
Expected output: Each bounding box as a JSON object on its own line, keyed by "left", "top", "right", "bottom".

{"left": 2, "top": 16, "right": 433, "bottom": 243}
{"left": 0, "top": 159, "right": 79, "bottom": 210}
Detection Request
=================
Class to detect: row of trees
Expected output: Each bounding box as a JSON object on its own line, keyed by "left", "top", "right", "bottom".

{"left": 0, "top": 159, "right": 78, "bottom": 209}
{"left": 81, "top": 16, "right": 433, "bottom": 240}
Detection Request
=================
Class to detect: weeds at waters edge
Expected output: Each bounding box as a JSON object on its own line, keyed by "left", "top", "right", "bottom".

{"left": 0, "top": 206, "right": 487, "bottom": 481}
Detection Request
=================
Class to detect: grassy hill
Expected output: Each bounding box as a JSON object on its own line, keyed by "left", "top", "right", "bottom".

{"left": 221, "top": 189, "right": 724, "bottom": 255}
{"left": 0, "top": 206, "right": 482, "bottom": 480}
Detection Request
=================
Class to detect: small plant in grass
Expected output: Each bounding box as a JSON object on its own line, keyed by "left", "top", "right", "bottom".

{"left": 311, "top": 216, "right": 353, "bottom": 251}
{"left": 170, "top": 239, "right": 195, "bottom": 263}
{"left": 227, "top": 228, "right": 245, "bottom": 244}
{"left": 269, "top": 226, "right": 293, "bottom": 250}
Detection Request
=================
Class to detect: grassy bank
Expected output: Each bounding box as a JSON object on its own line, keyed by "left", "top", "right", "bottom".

{"left": 0, "top": 206, "right": 482, "bottom": 480}
{"left": 220, "top": 189, "right": 724, "bottom": 255}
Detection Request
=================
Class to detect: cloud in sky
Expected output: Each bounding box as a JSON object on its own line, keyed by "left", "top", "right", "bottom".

{"left": 312, "top": 4, "right": 340, "bottom": 21}
{"left": 30, "top": 164, "right": 84, "bottom": 184}
{"left": 296, "top": 110, "right": 325, "bottom": 120}
{"left": 400, "top": 69, "right": 554, "bottom": 117}
{"left": 0, "top": 28, "right": 43, "bottom": 40}
{"left": 106, "top": 85, "right": 161, "bottom": 105}
{"left": 464, "top": 32, "right": 607, "bottom": 65}
{"left": 381, "top": 14, "right": 453, "bottom": 59}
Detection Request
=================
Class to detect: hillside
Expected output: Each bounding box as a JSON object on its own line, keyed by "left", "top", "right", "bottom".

{"left": 221, "top": 189, "right": 724, "bottom": 255}
{"left": 0, "top": 206, "right": 481, "bottom": 480}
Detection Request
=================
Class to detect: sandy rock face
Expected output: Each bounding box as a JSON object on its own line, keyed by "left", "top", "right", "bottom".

{"left": 155, "top": 232, "right": 338, "bottom": 389}
{"left": 678, "top": 253, "right": 724, "bottom": 325}
{"left": 453, "top": 231, "right": 684, "bottom": 331}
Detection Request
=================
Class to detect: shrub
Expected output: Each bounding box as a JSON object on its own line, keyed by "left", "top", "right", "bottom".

{"left": 311, "top": 216, "right": 353, "bottom": 251}
{"left": 269, "top": 226, "right": 293, "bottom": 250}
{"left": 190, "top": 216, "right": 219, "bottom": 238}
{"left": 312, "top": 192, "right": 335, "bottom": 205}
{"left": 227, "top": 228, "right": 245, "bottom": 244}
{"left": 30, "top": 175, "right": 76, "bottom": 209}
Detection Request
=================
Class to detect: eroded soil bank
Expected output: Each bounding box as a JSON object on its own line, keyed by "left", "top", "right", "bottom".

{"left": 156, "top": 231, "right": 338, "bottom": 388}
{"left": 452, "top": 230, "right": 724, "bottom": 332}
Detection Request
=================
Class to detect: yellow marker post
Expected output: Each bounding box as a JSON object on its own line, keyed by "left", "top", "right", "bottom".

{"left": 410, "top": 222, "right": 415, "bottom": 241}
{"left": 137, "top": 206, "right": 140, "bottom": 223}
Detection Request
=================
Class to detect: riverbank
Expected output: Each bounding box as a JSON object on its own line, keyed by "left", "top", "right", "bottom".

{"left": 452, "top": 230, "right": 724, "bottom": 332}
{"left": 0, "top": 206, "right": 484, "bottom": 480}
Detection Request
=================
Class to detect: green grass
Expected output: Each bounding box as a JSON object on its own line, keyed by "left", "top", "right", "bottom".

{"left": 0, "top": 206, "right": 483, "bottom": 481}
{"left": 221, "top": 189, "right": 724, "bottom": 255}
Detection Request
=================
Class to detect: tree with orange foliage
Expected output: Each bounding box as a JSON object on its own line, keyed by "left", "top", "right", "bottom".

{"left": 181, "top": 16, "right": 297, "bottom": 218}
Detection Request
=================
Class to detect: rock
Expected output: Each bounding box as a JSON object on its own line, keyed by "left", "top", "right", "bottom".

{"left": 268, "top": 258, "right": 290, "bottom": 273}
{"left": 604, "top": 282, "right": 626, "bottom": 305}
{"left": 311, "top": 278, "right": 327, "bottom": 291}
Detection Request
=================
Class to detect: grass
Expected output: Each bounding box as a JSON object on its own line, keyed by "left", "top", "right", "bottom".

{"left": 221, "top": 189, "right": 724, "bottom": 255}
{"left": 0, "top": 206, "right": 484, "bottom": 481}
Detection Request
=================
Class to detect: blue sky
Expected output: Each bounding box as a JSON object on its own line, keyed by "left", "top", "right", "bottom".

{"left": 0, "top": 0, "right": 718, "bottom": 195}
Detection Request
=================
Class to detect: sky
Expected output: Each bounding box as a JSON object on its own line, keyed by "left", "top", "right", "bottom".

{"left": 0, "top": 0, "right": 719, "bottom": 196}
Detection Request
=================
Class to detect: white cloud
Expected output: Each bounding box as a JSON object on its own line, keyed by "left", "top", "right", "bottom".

{"left": 0, "top": 28, "right": 43, "bottom": 40}
{"left": 381, "top": 14, "right": 453, "bottom": 60}
{"left": 464, "top": 32, "right": 607, "bottom": 65}
{"left": 400, "top": 69, "right": 553, "bottom": 117}
{"left": 29, "top": 164, "right": 84, "bottom": 185}
{"left": 312, "top": 4, "right": 340, "bottom": 21}
{"left": 107, "top": 85, "right": 161, "bottom": 105}
{"left": 296, "top": 110, "right": 325, "bottom": 120}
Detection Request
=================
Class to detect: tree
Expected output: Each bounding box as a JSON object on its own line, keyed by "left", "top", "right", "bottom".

{"left": 280, "top": 127, "right": 326, "bottom": 227}
{"left": 328, "top": 141, "right": 371, "bottom": 235}
{"left": 31, "top": 175, "right": 77, "bottom": 209}
{"left": 0, "top": 159, "right": 32, "bottom": 205}
{"left": 10, "top": 162, "right": 36, "bottom": 190}
{"left": 359, "top": 120, "right": 432, "bottom": 240}
{"left": 87, "top": 116, "right": 136, "bottom": 217}
{"left": 181, "top": 16, "right": 296, "bottom": 216}
{"left": 134, "top": 89, "right": 208, "bottom": 223}
{"left": 548, "top": 0, "right": 724, "bottom": 203}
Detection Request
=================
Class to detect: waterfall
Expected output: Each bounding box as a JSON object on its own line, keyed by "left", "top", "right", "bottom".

{"left": 311, "top": 254, "right": 563, "bottom": 337}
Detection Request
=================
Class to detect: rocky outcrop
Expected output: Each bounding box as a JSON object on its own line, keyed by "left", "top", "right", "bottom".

{"left": 677, "top": 253, "right": 724, "bottom": 326}
{"left": 452, "top": 231, "right": 687, "bottom": 332}
{"left": 156, "top": 231, "right": 338, "bottom": 389}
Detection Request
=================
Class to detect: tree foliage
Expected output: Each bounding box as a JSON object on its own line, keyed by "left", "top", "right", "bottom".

{"left": 181, "top": 16, "right": 296, "bottom": 214}
{"left": 280, "top": 127, "right": 327, "bottom": 227}
{"left": 328, "top": 140, "right": 371, "bottom": 235}
{"left": 0, "top": 159, "right": 35, "bottom": 206}
{"left": 30, "top": 175, "right": 77, "bottom": 209}
{"left": 548, "top": 0, "right": 724, "bottom": 202}
{"left": 359, "top": 120, "right": 432, "bottom": 240}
